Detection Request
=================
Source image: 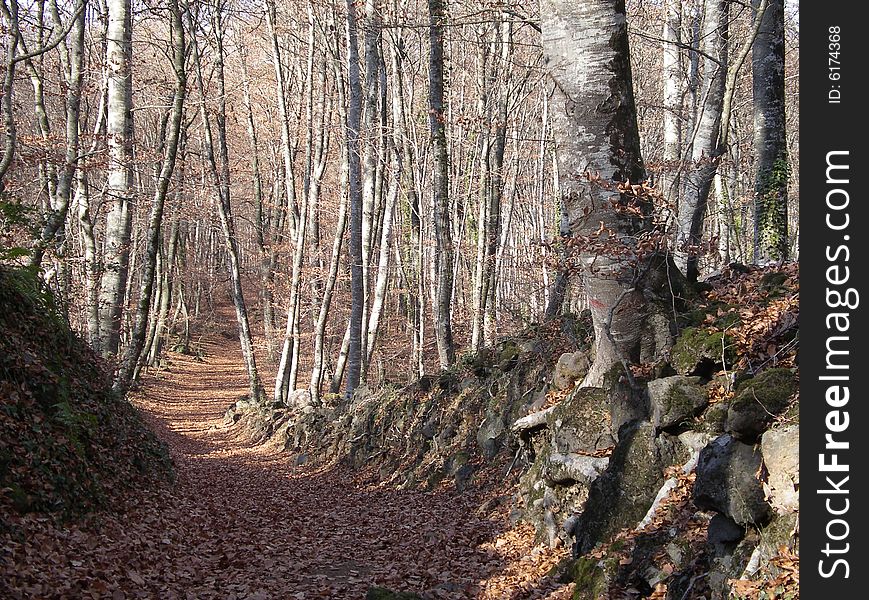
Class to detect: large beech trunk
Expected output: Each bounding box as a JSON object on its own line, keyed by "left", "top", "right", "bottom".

{"left": 541, "top": 0, "right": 650, "bottom": 387}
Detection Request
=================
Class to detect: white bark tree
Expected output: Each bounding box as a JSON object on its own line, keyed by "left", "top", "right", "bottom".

{"left": 541, "top": 0, "right": 651, "bottom": 386}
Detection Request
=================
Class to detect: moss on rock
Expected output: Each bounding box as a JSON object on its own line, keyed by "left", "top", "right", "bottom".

{"left": 671, "top": 326, "right": 737, "bottom": 376}
{"left": 567, "top": 556, "right": 617, "bottom": 600}
{"left": 726, "top": 368, "right": 797, "bottom": 441}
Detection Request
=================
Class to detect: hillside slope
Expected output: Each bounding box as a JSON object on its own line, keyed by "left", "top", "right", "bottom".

{"left": 0, "top": 267, "right": 171, "bottom": 520}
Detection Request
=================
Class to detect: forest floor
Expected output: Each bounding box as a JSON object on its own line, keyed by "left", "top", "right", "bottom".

{"left": 1, "top": 306, "right": 574, "bottom": 600}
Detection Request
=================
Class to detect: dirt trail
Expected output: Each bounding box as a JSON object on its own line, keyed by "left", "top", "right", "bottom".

{"left": 2, "top": 314, "right": 572, "bottom": 599}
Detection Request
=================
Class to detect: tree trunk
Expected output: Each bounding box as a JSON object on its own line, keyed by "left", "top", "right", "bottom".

{"left": 541, "top": 0, "right": 650, "bottom": 387}
{"left": 146, "top": 216, "right": 179, "bottom": 366}
{"left": 97, "top": 0, "right": 134, "bottom": 362}
{"left": 428, "top": 0, "right": 455, "bottom": 369}
{"left": 190, "top": 3, "right": 261, "bottom": 401}
{"left": 238, "top": 40, "right": 276, "bottom": 361}
{"left": 0, "top": 0, "right": 20, "bottom": 192}
{"left": 751, "top": 0, "right": 788, "bottom": 262}
{"left": 675, "top": 0, "right": 728, "bottom": 281}
{"left": 113, "top": 0, "right": 185, "bottom": 394}
{"left": 344, "top": 0, "right": 365, "bottom": 399}
{"left": 660, "top": 0, "right": 682, "bottom": 204}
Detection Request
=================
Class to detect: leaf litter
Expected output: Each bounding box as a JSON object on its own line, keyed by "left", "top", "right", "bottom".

{"left": 1, "top": 325, "right": 573, "bottom": 599}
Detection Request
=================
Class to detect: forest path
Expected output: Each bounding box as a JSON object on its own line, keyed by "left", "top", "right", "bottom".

{"left": 15, "top": 307, "right": 571, "bottom": 600}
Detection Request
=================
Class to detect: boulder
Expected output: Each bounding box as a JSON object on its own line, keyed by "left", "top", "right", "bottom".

{"left": 476, "top": 412, "right": 506, "bottom": 458}
{"left": 572, "top": 422, "right": 682, "bottom": 554}
{"left": 548, "top": 387, "right": 615, "bottom": 455}
{"left": 671, "top": 326, "right": 737, "bottom": 377}
{"left": 564, "top": 556, "right": 620, "bottom": 600}
{"left": 552, "top": 351, "right": 590, "bottom": 390}
{"left": 700, "top": 400, "right": 730, "bottom": 435}
{"left": 647, "top": 375, "right": 707, "bottom": 430}
{"left": 693, "top": 435, "right": 771, "bottom": 527}
{"left": 761, "top": 424, "right": 799, "bottom": 513}
{"left": 543, "top": 453, "right": 609, "bottom": 485}
{"left": 707, "top": 514, "right": 746, "bottom": 556}
{"left": 726, "top": 368, "right": 797, "bottom": 441}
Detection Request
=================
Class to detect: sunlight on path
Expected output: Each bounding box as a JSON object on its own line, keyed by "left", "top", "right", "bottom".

{"left": 2, "top": 311, "right": 573, "bottom": 599}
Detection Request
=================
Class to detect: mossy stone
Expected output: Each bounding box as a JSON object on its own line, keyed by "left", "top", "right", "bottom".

{"left": 567, "top": 556, "right": 617, "bottom": 600}
{"left": 671, "top": 326, "right": 737, "bottom": 376}
{"left": 760, "top": 271, "right": 789, "bottom": 294}
{"left": 497, "top": 341, "right": 522, "bottom": 371}
{"left": 648, "top": 375, "right": 707, "bottom": 430}
{"left": 547, "top": 387, "right": 615, "bottom": 455}
{"left": 700, "top": 401, "right": 730, "bottom": 435}
{"left": 726, "top": 368, "right": 797, "bottom": 441}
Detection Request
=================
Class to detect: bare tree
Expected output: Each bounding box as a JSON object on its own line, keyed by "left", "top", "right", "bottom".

{"left": 97, "top": 0, "right": 135, "bottom": 360}
{"left": 752, "top": 0, "right": 788, "bottom": 262}
{"left": 675, "top": 0, "right": 728, "bottom": 282}
{"left": 189, "top": 1, "right": 261, "bottom": 401}
{"left": 114, "top": 0, "right": 186, "bottom": 394}
{"left": 541, "top": 0, "right": 650, "bottom": 386}
{"left": 428, "top": 0, "right": 455, "bottom": 369}
{"left": 344, "top": 0, "right": 365, "bottom": 399}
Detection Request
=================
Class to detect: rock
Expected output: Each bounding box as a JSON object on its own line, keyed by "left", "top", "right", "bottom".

{"left": 460, "top": 347, "right": 493, "bottom": 377}
{"left": 564, "top": 556, "right": 619, "bottom": 600}
{"left": 543, "top": 453, "right": 610, "bottom": 485}
{"left": 700, "top": 400, "right": 729, "bottom": 435}
{"left": 761, "top": 424, "right": 799, "bottom": 513}
{"left": 517, "top": 403, "right": 607, "bottom": 549}
{"left": 707, "top": 514, "right": 745, "bottom": 556}
{"left": 671, "top": 326, "right": 737, "bottom": 377}
{"left": 552, "top": 351, "right": 590, "bottom": 390}
{"left": 759, "top": 270, "right": 789, "bottom": 293}
{"left": 288, "top": 388, "right": 313, "bottom": 408}
{"left": 572, "top": 422, "right": 681, "bottom": 554}
{"left": 677, "top": 430, "right": 712, "bottom": 454}
{"left": 548, "top": 387, "right": 615, "bottom": 455}
{"left": 647, "top": 375, "right": 708, "bottom": 430}
{"left": 496, "top": 340, "right": 521, "bottom": 371}
{"left": 693, "top": 435, "right": 771, "bottom": 527}
{"left": 707, "top": 529, "right": 760, "bottom": 600}
{"left": 604, "top": 364, "right": 648, "bottom": 437}
{"left": 726, "top": 368, "right": 797, "bottom": 441}
{"left": 743, "top": 512, "right": 798, "bottom": 579}
{"left": 476, "top": 412, "right": 506, "bottom": 458}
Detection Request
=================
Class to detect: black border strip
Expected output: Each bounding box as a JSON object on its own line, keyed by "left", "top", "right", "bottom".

{"left": 800, "top": 5, "right": 865, "bottom": 595}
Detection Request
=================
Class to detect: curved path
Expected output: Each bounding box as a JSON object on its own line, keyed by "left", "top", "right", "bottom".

{"left": 2, "top": 317, "right": 572, "bottom": 599}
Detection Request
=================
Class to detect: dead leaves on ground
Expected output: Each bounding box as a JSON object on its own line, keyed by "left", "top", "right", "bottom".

{"left": 1, "top": 334, "right": 574, "bottom": 600}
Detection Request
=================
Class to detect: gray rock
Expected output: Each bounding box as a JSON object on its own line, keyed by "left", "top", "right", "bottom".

{"left": 572, "top": 422, "right": 681, "bottom": 554}
{"left": 671, "top": 326, "right": 737, "bottom": 377}
{"left": 761, "top": 424, "right": 799, "bottom": 514}
{"left": 707, "top": 514, "right": 745, "bottom": 556}
{"left": 548, "top": 387, "right": 615, "bottom": 455}
{"left": 693, "top": 434, "right": 771, "bottom": 526}
{"left": 700, "top": 400, "right": 730, "bottom": 435}
{"left": 476, "top": 412, "right": 506, "bottom": 458}
{"left": 543, "top": 453, "right": 610, "bottom": 485}
{"left": 552, "top": 351, "right": 590, "bottom": 390}
{"left": 288, "top": 388, "right": 313, "bottom": 408}
{"left": 726, "top": 368, "right": 797, "bottom": 441}
{"left": 647, "top": 375, "right": 708, "bottom": 430}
